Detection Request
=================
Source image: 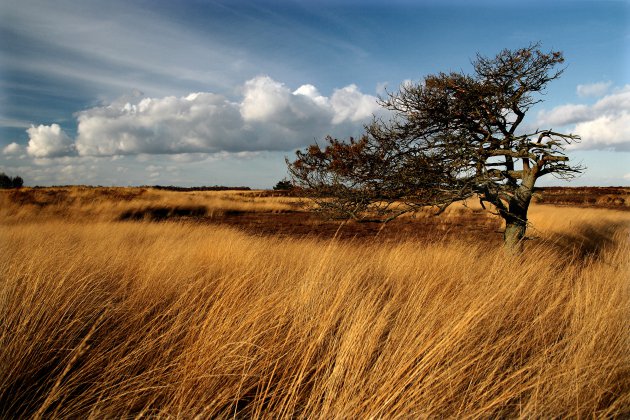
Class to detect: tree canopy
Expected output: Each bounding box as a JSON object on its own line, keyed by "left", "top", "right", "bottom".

{"left": 288, "top": 43, "right": 583, "bottom": 249}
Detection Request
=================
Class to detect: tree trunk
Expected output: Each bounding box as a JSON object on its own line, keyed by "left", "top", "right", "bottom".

{"left": 504, "top": 217, "right": 527, "bottom": 253}
{"left": 503, "top": 184, "right": 533, "bottom": 253}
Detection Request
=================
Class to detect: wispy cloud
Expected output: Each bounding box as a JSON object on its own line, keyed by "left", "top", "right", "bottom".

{"left": 576, "top": 81, "right": 612, "bottom": 98}
{"left": 0, "top": 0, "right": 259, "bottom": 98}
{"left": 0, "top": 118, "right": 33, "bottom": 129}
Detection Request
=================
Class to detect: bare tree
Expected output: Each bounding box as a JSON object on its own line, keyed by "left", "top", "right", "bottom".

{"left": 287, "top": 43, "right": 583, "bottom": 251}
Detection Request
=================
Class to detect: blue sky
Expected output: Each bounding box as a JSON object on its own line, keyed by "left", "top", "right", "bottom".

{"left": 1, "top": 0, "right": 628, "bottom": 187}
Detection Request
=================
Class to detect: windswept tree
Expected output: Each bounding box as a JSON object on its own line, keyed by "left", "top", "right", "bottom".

{"left": 288, "top": 44, "right": 583, "bottom": 251}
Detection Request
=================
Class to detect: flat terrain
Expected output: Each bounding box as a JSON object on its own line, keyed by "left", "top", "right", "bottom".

{"left": 0, "top": 187, "right": 629, "bottom": 417}
{"left": 3, "top": 186, "right": 628, "bottom": 241}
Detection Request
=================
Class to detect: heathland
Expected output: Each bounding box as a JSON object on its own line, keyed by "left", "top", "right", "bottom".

{"left": 1, "top": 187, "right": 629, "bottom": 417}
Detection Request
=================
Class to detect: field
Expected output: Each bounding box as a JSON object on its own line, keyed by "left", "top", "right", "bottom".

{"left": 1, "top": 187, "right": 629, "bottom": 417}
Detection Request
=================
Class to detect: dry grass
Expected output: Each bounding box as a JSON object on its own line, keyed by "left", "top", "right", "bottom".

{"left": 0, "top": 188, "right": 629, "bottom": 417}
{"left": 0, "top": 187, "right": 299, "bottom": 223}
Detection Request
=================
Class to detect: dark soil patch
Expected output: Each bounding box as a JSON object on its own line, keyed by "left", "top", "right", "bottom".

{"left": 119, "top": 206, "right": 207, "bottom": 221}
{"left": 201, "top": 211, "right": 504, "bottom": 244}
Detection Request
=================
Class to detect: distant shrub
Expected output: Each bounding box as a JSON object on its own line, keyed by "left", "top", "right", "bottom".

{"left": 273, "top": 179, "right": 293, "bottom": 191}
{"left": 0, "top": 173, "right": 11, "bottom": 188}
{"left": 0, "top": 172, "right": 23, "bottom": 189}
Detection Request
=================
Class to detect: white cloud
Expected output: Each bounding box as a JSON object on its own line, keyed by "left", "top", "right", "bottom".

{"left": 572, "top": 112, "right": 630, "bottom": 151}
{"left": 293, "top": 84, "right": 329, "bottom": 107}
{"left": 594, "top": 86, "right": 630, "bottom": 110}
{"left": 26, "top": 124, "right": 75, "bottom": 157}
{"left": 75, "top": 91, "right": 242, "bottom": 156}
{"left": 535, "top": 85, "right": 630, "bottom": 151}
{"left": 330, "top": 84, "right": 380, "bottom": 124}
{"left": 55, "top": 164, "right": 97, "bottom": 183}
{"left": 241, "top": 77, "right": 292, "bottom": 121}
{"left": 28, "top": 76, "right": 381, "bottom": 158}
{"left": 576, "top": 81, "right": 612, "bottom": 98}
{"left": 536, "top": 104, "right": 591, "bottom": 127}
{"left": 169, "top": 153, "right": 209, "bottom": 163}
{"left": 2, "top": 142, "right": 22, "bottom": 155}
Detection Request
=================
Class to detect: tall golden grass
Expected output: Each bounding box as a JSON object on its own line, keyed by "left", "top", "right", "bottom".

{"left": 0, "top": 189, "right": 629, "bottom": 417}
{"left": 0, "top": 187, "right": 299, "bottom": 223}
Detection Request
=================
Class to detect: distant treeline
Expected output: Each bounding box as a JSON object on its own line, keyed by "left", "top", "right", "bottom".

{"left": 536, "top": 186, "right": 629, "bottom": 194}
{"left": 28, "top": 185, "right": 252, "bottom": 191}
{"left": 0, "top": 172, "right": 23, "bottom": 189}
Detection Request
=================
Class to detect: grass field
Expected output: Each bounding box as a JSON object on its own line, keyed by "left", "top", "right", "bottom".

{"left": 1, "top": 187, "right": 629, "bottom": 417}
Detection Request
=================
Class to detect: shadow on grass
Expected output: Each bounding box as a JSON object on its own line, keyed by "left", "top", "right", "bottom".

{"left": 543, "top": 220, "right": 628, "bottom": 262}
{"left": 118, "top": 205, "right": 208, "bottom": 221}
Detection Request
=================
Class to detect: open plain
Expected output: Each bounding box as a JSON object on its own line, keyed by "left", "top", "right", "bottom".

{"left": 1, "top": 187, "right": 629, "bottom": 417}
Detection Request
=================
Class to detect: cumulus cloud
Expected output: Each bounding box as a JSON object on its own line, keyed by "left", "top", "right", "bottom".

{"left": 576, "top": 81, "right": 612, "bottom": 98}
{"left": 2, "top": 142, "right": 22, "bottom": 155}
{"left": 74, "top": 92, "right": 240, "bottom": 155}
{"left": 330, "top": 84, "right": 380, "bottom": 124}
{"left": 21, "top": 76, "right": 382, "bottom": 158}
{"left": 572, "top": 112, "right": 630, "bottom": 151}
{"left": 241, "top": 77, "right": 293, "bottom": 121}
{"left": 536, "top": 85, "right": 630, "bottom": 151}
{"left": 293, "top": 84, "right": 328, "bottom": 106}
{"left": 26, "top": 124, "right": 74, "bottom": 157}
{"left": 536, "top": 104, "right": 591, "bottom": 127}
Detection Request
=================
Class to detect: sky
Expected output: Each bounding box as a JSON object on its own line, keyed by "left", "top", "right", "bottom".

{"left": 0, "top": 0, "right": 629, "bottom": 188}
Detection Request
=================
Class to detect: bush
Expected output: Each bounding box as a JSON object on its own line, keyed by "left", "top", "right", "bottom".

{"left": 273, "top": 179, "right": 293, "bottom": 191}
{"left": 0, "top": 172, "right": 24, "bottom": 189}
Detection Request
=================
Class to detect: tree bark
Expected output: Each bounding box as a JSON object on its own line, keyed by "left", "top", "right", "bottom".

{"left": 504, "top": 218, "right": 527, "bottom": 253}
{"left": 503, "top": 183, "right": 533, "bottom": 253}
